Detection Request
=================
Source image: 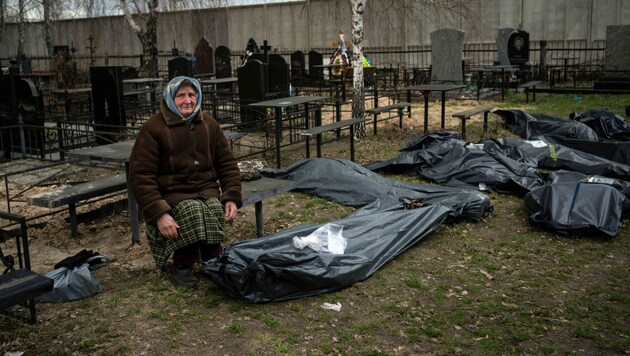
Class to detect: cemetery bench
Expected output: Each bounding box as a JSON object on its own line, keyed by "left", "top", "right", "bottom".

{"left": 26, "top": 174, "right": 127, "bottom": 238}
{"left": 1, "top": 211, "right": 54, "bottom": 324}
{"left": 299, "top": 117, "right": 369, "bottom": 162}
{"left": 451, "top": 106, "right": 495, "bottom": 141}
{"left": 241, "top": 177, "right": 295, "bottom": 237}
{"left": 365, "top": 102, "right": 412, "bottom": 135}
{"left": 519, "top": 80, "right": 543, "bottom": 103}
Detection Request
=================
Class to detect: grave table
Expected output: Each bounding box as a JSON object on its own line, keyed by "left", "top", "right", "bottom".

{"left": 249, "top": 96, "right": 330, "bottom": 168}
{"left": 405, "top": 84, "right": 467, "bottom": 133}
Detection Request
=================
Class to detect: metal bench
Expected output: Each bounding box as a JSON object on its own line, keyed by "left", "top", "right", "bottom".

{"left": 451, "top": 106, "right": 495, "bottom": 141}
{"left": 1, "top": 211, "right": 54, "bottom": 324}
{"left": 27, "top": 174, "right": 127, "bottom": 238}
{"left": 299, "top": 117, "right": 369, "bottom": 162}
{"left": 365, "top": 102, "right": 411, "bottom": 135}
{"left": 241, "top": 177, "right": 295, "bottom": 237}
{"left": 519, "top": 80, "right": 543, "bottom": 103}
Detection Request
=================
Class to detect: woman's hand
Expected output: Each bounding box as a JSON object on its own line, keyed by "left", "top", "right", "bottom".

{"left": 224, "top": 201, "right": 237, "bottom": 224}
{"left": 156, "top": 213, "right": 179, "bottom": 239}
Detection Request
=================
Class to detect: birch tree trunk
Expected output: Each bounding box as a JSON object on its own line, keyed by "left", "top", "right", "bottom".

{"left": 350, "top": 0, "right": 367, "bottom": 138}
{"left": 43, "top": 0, "right": 53, "bottom": 56}
{"left": 0, "top": 0, "right": 5, "bottom": 43}
{"left": 119, "top": 0, "right": 159, "bottom": 77}
{"left": 17, "top": 0, "right": 25, "bottom": 59}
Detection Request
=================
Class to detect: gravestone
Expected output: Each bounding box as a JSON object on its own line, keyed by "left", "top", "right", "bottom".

{"left": 497, "top": 28, "right": 529, "bottom": 66}
{"left": 168, "top": 56, "right": 194, "bottom": 80}
{"left": 430, "top": 28, "right": 465, "bottom": 84}
{"left": 90, "top": 66, "right": 126, "bottom": 144}
{"left": 308, "top": 50, "right": 324, "bottom": 82}
{"left": 268, "top": 54, "right": 290, "bottom": 94}
{"left": 594, "top": 25, "right": 630, "bottom": 90}
{"left": 237, "top": 59, "right": 267, "bottom": 128}
{"left": 290, "top": 50, "right": 306, "bottom": 86}
{"left": 194, "top": 37, "right": 215, "bottom": 77}
{"left": 215, "top": 46, "right": 232, "bottom": 78}
{"left": 0, "top": 62, "right": 45, "bottom": 159}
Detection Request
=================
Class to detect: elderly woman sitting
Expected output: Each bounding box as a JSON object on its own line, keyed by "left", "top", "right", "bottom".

{"left": 130, "top": 76, "right": 242, "bottom": 288}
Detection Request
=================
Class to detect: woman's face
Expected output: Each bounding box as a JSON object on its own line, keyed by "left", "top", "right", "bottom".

{"left": 174, "top": 85, "right": 197, "bottom": 116}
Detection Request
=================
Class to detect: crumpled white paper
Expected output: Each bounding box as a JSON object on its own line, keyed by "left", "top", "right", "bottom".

{"left": 320, "top": 302, "right": 342, "bottom": 311}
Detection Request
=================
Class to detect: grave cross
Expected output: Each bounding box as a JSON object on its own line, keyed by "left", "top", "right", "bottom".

{"left": 86, "top": 35, "right": 97, "bottom": 66}
{"left": 260, "top": 40, "right": 272, "bottom": 64}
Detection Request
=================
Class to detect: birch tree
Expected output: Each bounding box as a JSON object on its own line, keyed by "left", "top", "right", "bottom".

{"left": 119, "top": 0, "right": 158, "bottom": 77}
{"left": 42, "top": 0, "right": 52, "bottom": 55}
{"left": 350, "top": 0, "right": 367, "bottom": 137}
{"left": 16, "top": 0, "right": 24, "bottom": 59}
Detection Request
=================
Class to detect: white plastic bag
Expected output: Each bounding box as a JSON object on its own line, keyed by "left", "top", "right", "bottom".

{"left": 292, "top": 223, "right": 347, "bottom": 254}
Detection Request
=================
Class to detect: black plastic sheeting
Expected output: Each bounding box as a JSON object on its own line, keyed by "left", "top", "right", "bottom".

{"left": 570, "top": 108, "right": 630, "bottom": 141}
{"left": 495, "top": 109, "right": 599, "bottom": 141}
{"left": 524, "top": 171, "right": 630, "bottom": 237}
{"left": 543, "top": 135, "right": 630, "bottom": 166}
{"left": 365, "top": 131, "right": 630, "bottom": 236}
{"left": 203, "top": 158, "right": 493, "bottom": 302}
{"left": 366, "top": 132, "right": 545, "bottom": 195}
{"left": 484, "top": 137, "right": 630, "bottom": 180}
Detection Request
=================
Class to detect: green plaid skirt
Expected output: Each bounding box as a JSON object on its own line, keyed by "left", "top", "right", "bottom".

{"left": 146, "top": 197, "right": 225, "bottom": 268}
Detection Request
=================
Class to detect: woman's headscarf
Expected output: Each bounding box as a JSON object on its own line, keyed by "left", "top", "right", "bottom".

{"left": 163, "top": 76, "right": 203, "bottom": 122}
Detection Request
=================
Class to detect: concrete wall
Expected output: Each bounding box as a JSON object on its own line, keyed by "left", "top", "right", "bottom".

{"left": 1, "top": 0, "right": 628, "bottom": 66}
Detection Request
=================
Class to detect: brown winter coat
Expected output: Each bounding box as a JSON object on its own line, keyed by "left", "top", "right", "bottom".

{"left": 130, "top": 100, "right": 242, "bottom": 223}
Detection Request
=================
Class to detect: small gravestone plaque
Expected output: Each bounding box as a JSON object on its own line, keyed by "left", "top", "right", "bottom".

{"left": 430, "top": 28, "right": 465, "bottom": 84}
{"left": 194, "top": 37, "right": 215, "bottom": 76}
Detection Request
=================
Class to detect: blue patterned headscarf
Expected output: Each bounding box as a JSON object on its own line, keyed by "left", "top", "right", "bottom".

{"left": 163, "top": 76, "right": 203, "bottom": 122}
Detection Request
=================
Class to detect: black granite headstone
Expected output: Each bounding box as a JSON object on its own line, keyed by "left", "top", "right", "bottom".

{"left": 0, "top": 67, "right": 45, "bottom": 159}
{"left": 195, "top": 37, "right": 215, "bottom": 76}
{"left": 90, "top": 66, "right": 126, "bottom": 144}
{"left": 497, "top": 28, "right": 529, "bottom": 67}
{"left": 237, "top": 59, "right": 267, "bottom": 128}
{"left": 290, "top": 50, "right": 306, "bottom": 86}
{"left": 308, "top": 50, "right": 324, "bottom": 81}
{"left": 168, "top": 56, "right": 194, "bottom": 80}
{"left": 268, "top": 54, "right": 289, "bottom": 94}
{"left": 215, "top": 46, "right": 232, "bottom": 79}
{"left": 508, "top": 30, "right": 529, "bottom": 66}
